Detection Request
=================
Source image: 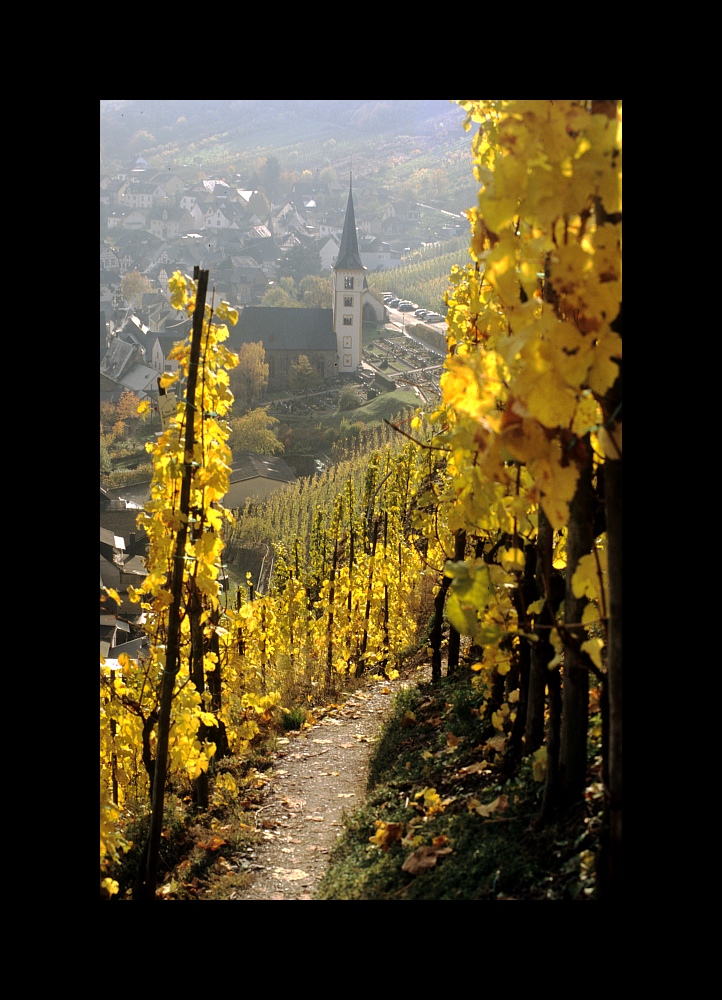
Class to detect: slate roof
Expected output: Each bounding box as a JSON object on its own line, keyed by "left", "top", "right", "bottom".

{"left": 101, "top": 338, "right": 136, "bottom": 380}
{"left": 119, "top": 363, "right": 160, "bottom": 396}
{"left": 109, "top": 635, "right": 150, "bottom": 660}
{"left": 229, "top": 307, "right": 335, "bottom": 353}
{"left": 230, "top": 454, "right": 297, "bottom": 485}
{"left": 335, "top": 179, "right": 364, "bottom": 271}
{"left": 99, "top": 507, "right": 147, "bottom": 556}
{"left": 104, "top": 482, "right": 153, "bottom": 507}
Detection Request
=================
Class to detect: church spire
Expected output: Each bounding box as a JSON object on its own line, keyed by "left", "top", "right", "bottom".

{"left": 335, "top": 173, "right": 364, "bottom": 271}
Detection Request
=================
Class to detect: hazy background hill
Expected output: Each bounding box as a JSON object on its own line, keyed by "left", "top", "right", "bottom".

{"left": 99, "top": 99, "right": 478, "bottom": 214}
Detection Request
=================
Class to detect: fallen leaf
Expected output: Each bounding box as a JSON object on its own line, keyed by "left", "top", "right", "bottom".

{"left": 197, "top": 836, "right": 226, "bottom": 852}
{"left": 472, "top": 794, "right": 509, "bottom": 817}
{"left": 340, "top": 743, "right": 356, "bottom": 749}
{"left": 458, "top": 761, "right": 490, "bottom": 776}
{"left": 446, "top": 732, "right": 461, "bottom": 747}
{"left": 401, "top": 844, "right": 453, "bottom": 874}
{"left": 306, "top": 815, "right": 325, "bottom": 822}
{"left": 337, "top": 793, "right": 354, "bottom": 798}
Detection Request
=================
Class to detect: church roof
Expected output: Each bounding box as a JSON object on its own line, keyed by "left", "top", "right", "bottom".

{"left": 230, "top": 306, "right": 336, "bottom": 353}
{"left": 334, "top": 178, "right": 364, "bottom": 271}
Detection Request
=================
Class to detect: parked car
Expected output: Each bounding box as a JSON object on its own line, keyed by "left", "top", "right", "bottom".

{"left": 398, "top": 301, "right": 415, "bottom": 311}
{"left": 387, "top": 298, "right": 400, "bottom": 307}
{"left": 414, "top": 308, "right": 428, "bottom": 318}
{"left": 424, "top": 312, "right": 444, "bottom": 323}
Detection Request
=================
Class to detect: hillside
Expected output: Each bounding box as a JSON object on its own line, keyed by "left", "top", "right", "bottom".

{"left": 99, "top": 99, "right": 479, "bottom": 214}
{"left": 101, "top": 102, "right": 622, "bottom": 903}
{"left": 100, "top": 99, "right": 461, "bottom": 158}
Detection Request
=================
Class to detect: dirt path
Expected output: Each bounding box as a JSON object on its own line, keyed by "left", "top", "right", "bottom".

{"left": 227, "top": 668, "right": 428, "bottom": 900}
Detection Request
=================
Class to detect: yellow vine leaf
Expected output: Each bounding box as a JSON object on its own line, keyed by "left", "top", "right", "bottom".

{"left": 528, "top": 450, "right": 581, "bottom": 532}
{"left": 571, "top": 550, "right": 607, "bottom": 602}
{"left": 500, "top": 547, "right": 525, "bottom": 572}
{"left": 582, "top": 637, "right": 604, "bottom": 669}
{"left": 444, "top": 559, "right": 492, "bottom": 636}
{"left": 369, "top": 821, "right": 404, "bottom": 852}
{"left": 531, "top": 747, "right": 547, "bottom": 782}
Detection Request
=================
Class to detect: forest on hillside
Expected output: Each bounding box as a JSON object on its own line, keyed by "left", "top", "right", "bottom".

{"left": 101, "top": 101, "right": 622, "bottom": 902}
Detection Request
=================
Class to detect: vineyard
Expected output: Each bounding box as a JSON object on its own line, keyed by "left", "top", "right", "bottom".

{"left": 367, "top": 236, "right": 470, "bottom": 315}
{"left": 101, "top": 100, "right": 621, "bottom": 901}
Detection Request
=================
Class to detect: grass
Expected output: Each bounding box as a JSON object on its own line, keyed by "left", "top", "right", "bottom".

{"left": 314, "top": 672, "right": 603, "bottom": 901}
{"left": 285, "top": 388, "right": 419, "bottom": 432}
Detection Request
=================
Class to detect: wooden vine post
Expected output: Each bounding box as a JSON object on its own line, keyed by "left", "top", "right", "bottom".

{"left": 138, "top": 268, "right": 209, "bottom": 901}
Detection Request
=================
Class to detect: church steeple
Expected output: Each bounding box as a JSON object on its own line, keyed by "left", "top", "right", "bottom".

{"left": 335, "top": 175, "right": 364, "bottom": 270}
{"left": 332, "top": 174, "right": 365, "bottom": 374}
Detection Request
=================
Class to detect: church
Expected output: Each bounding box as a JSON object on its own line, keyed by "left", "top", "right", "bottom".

{"left": 227, "top": 178, "right": 380, "bottom": 392}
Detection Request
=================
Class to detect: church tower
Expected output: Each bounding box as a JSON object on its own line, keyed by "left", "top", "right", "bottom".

{"left": 333, "top": 176, "right": 365, "bottom": 373}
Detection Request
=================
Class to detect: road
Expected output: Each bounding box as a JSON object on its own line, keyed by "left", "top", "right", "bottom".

{"left": 383, "top": 304, "right": 446, "bottom": 356}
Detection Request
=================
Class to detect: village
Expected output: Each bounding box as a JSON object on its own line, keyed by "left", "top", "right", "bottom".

{"left": 100, "top": 154, "right": 464, "bottom": 397}
{"left": 101, "top": 154, "right": 457, "bottom": 638}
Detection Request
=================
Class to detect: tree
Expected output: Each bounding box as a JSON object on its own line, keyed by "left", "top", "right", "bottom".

{"left": 100, "top": 400, "right": 118, "bottom": 435}
{"left": 256, "top": 155, "right": 281, "bottom": 202}
{"left": 228, "top": 407, "right": 284, "bottom": 455}
{"left": 288, "top": 354, "right": 322, "bottom": 393}
{"left": 261, "top": 285, "right": 298, "bottom": 308}
{"left": 116, "top": 390, "right": 142, "bottom": 423}
{"left": 299, "top": 275, "right": 332, "bottom": 309}
{"left": 279, "top": 243, "right": 322, "bottom": 283}
{"left": 337, "top": 386, "right": 362, "bottom": 411}
{"left": 229, "top": 342, "right": 269, "bottom": 412}
{"left": 121, "top": 270, "right": 152, "bottom": 308}
{"left": 248, "top": 190, "right": 270, "bottom": 220}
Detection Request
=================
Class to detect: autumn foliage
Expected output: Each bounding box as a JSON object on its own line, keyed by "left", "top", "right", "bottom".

{"left": 100, "top": 100, "right": 621, "bottom": 900}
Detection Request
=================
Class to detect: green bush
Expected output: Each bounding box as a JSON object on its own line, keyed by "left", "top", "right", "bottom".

{"left": 337, "top": 387, "right": 362, "bottom": 411}
{"left": 280, "top": 706, "right": 307, "bottom": 730}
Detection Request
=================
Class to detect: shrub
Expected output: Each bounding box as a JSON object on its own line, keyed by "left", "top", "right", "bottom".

{"left": 338, "top": 387, "right": 362, "bottom": 411}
